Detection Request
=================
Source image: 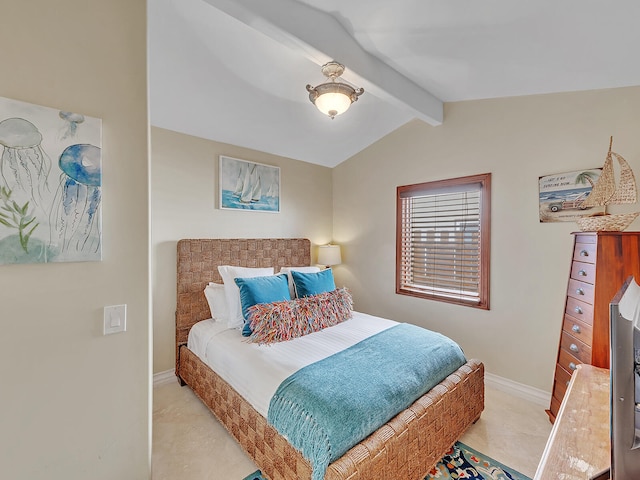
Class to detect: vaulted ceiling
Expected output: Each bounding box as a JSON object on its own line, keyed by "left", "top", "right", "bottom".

{"left": 149, "top": 0, "right": 640, "bottom": 167}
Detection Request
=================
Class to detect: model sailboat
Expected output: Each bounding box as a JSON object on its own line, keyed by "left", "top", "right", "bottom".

{"left": 576, "top": 137, "right": 639, "bottom": 231}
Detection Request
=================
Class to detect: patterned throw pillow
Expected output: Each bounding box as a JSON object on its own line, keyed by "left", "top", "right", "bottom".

{"left": 246, "top": 288, "right": 353, "bottom": 344}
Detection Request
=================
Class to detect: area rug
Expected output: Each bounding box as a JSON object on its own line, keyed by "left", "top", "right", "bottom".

{"left": 243, "top": 441, "right": 531, "bottom": 480}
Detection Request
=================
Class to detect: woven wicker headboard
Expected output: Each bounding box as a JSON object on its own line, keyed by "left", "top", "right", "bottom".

{"left": 175, "top": 238, "right": 311, "bottom": 352}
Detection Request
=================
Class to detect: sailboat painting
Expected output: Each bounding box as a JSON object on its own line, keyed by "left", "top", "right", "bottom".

{"left": 219, "top": 156, "right": 280, "bottom": 212}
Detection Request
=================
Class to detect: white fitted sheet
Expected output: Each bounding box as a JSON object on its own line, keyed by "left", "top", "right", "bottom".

{"left": 187, "top": 312, "right": 397, "bottom": 417}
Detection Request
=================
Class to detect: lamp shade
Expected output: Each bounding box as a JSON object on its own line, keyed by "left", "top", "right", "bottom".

{"left": 314, "top": 90, "right": 353, "bottom": 118}
{"left": 318, "top": 244, "right": 342, "bottom": 266}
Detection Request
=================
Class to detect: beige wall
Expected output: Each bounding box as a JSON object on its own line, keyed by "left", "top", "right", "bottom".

{"left": 151, "top": 127, "right": 333, "bottom": 373}
{"left": 333, "top": 86, "right": 640, "bottom": 393}
{"left": 0, "top": 1, "right": 149, "bottom": 478}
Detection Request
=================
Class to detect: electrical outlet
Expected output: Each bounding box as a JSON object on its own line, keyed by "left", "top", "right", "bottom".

{"left": 103, "top": 304, "right": 127, "bottom": 335}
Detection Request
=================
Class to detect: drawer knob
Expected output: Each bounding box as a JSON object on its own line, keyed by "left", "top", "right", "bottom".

{"left": 569, "top": 362, "right": 577, "bottom": 370}
{"left": 570, "top": 343, "right": 579, "bottom": 353}
{"left": 578, "top": 269, "right": 587, "bottom": 276}
{"left": 572, "top": 324, "right": 581, "bottom": 334}
{"left": 580, "top": 250, "right": 589, "bottom": 257}
{"left": 574, "top": 306, "right": 583, "bottom": 314}
{"left": 576, "top": 288, "right": 584, "bottom": 295}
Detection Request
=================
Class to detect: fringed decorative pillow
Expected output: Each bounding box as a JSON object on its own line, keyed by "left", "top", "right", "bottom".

{"left": 246, "top": 288, "right": 353, "bottom": 344}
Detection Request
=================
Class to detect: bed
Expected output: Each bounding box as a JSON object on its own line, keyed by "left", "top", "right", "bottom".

{"left": 175, "top": 238, "right": 484, "bottom": 480}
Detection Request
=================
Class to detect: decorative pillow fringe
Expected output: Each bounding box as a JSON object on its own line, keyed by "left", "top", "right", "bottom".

{"left": 247, "top": 288, "right": 353, "bottom": 344}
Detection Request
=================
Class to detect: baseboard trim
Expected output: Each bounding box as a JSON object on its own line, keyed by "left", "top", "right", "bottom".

{"left": 485, "top": 371, "right": 551, "bottom": 407}
{"left": 153, "top": 369, "right": 177, "bottom": 387}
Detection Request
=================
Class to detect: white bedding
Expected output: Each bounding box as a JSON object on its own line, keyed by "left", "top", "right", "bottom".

{"left": 187, "top": 312, "right": 397, "bottom": 417}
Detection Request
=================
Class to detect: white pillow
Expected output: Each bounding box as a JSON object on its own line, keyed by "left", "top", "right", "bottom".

{"left": 203, "top": 283, "right": 228, "bottom": 323}
{"left": 280, "top": 266, "right": 321, "bottom": 298}
{"left": 218, "top": 265, "right": 274, "bottom": 329}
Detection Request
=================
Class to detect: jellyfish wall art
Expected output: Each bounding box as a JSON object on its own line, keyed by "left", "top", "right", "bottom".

{"left": 0, "top": 95, "right": 102, "bottom": 264}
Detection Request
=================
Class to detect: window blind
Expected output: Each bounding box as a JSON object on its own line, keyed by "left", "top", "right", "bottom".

{"left": 396, "top": 174, "right": 490, "bottom": 309}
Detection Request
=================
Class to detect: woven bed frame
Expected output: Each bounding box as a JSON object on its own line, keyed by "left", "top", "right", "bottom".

{"left": 175, "top": 238, "right": 485, "bottom": 480}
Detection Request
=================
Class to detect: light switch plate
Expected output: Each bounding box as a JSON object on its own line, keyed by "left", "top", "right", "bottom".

{"left": 104, "top": 304, "right": 127, "bottom": 335}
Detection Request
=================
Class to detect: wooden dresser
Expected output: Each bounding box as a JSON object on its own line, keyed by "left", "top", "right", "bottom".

{"left": 547, "top": 231, "right": 640, "bottom": 422}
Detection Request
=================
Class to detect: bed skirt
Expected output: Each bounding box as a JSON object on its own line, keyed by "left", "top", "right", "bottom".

{"left": 177, "top": 345, "right": 484, "bottom": 480}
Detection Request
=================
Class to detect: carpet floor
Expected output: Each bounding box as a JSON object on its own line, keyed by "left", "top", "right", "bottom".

{"left": 243, "top": 441, "right": 531, "bottom": 480}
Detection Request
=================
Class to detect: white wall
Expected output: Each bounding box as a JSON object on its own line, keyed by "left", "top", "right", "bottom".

{"left": 0, "top": 1, "right": 149, "bottom": 479}
{"left": 333, "top": 86, "right": 640, "bottom": 393}
{"left": 151, "top": 127, "right": 333, "bottom": 373}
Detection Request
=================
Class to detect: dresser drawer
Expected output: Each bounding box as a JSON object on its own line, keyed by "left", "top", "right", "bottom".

{"left": 558, "top": 345, "right": 583, "bottom": 374}
{"left": 573, "top": 242, "right": 597, "bottom": 263}
{"left": 570, "top": 261, "right": 596, "bottom": 284}
{"left": 562, "top": 314, "right": 593, "bottom": 346}
{"left": 567, "top": 278, "right": 595, "bottom": 304}
{"left": 553, "top": 377, "right": 570, "bottom": 403}
{"left": 560, "top": 331, "right": 592, "bottom": 364}
{"left": 555, "top": 363, "right": 573, "bottom": 389}
{"left": 565, "top": 297, "right": 594, "bottom": 324}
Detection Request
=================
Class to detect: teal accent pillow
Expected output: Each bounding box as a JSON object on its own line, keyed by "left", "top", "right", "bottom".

{"left": 235, "top": 274, "right": 291, "bottom": 336}
{"left": 291, "top": 269, "right": 336, "bottom": 298}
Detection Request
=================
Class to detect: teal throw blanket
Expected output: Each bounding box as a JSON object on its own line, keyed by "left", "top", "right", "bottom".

{"left": 267, "top": 323, "right": 466, "bottom": 480}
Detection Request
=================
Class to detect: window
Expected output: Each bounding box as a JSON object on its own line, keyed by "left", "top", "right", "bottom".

{"left": 396, "top": 173, "right": 491, "bottom": 309}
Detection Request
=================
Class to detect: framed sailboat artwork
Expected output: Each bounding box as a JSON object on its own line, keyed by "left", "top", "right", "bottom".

{"left": 219, "top": 156, "right": 280, "bottom": 213}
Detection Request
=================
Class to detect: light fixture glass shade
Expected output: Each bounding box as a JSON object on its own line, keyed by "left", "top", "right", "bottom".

{"left": 306, "top": 62, "right": 364, "bottom": 119}
{"left": 318, "top": 244, "right": 342, "bottom": 266}
{"left": 314, "top": 90, "right": 353, "bottom": 118}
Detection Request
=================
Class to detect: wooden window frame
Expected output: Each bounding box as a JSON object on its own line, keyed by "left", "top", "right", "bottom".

{"left": 396, "top": 173, "right": 491, "bottom": 309}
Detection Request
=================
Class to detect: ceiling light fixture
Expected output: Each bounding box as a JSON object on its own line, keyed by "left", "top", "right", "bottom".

{"left": 306, "top": 62, "right": 364, "bottom": 119}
